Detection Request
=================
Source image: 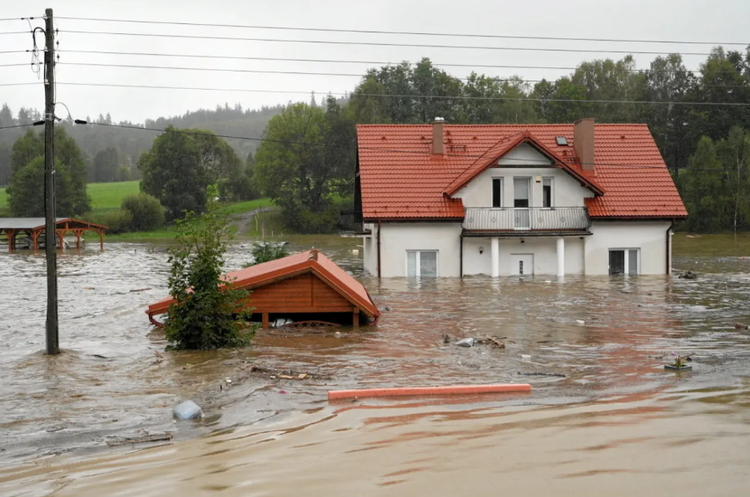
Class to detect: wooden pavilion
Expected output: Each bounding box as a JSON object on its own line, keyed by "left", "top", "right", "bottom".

{"left": 0, "top": 218, "right": 107, "bottom": 252}
{"left": 146, "top": 249, "right": 380, "bottom": 329}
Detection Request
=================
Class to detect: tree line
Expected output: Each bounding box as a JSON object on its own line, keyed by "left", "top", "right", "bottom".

{"left": 3, "top": 47, "right": 750, "bottom": 232}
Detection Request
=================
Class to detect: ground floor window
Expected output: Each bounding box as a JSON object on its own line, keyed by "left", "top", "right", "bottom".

{"left": 406, "top": 250, "right": 438, "bottom": 277}
{"left": 609, "top": 248, "right": 639, "bottom": 275}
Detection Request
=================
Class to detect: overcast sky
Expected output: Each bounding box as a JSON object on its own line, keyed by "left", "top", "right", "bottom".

{"left": 2, "top": 0, "right": 749, "bottom": 123}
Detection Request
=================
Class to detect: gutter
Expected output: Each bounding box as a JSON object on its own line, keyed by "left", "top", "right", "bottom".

{"left": 460, "top": 233, "right": 464, "bottom": 278}
{"left": 666, "top": 220, "right": 674, "bottom": 275}
{"left": 377, "top": 219, "right": 382, "bottom": 279}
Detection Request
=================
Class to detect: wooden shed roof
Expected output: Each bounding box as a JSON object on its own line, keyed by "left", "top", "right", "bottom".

{"left": 146, "top": 249, "right": 380, "bottom": 319}
{"left": 0, "top": 218, "right": 107, "bottom": 230}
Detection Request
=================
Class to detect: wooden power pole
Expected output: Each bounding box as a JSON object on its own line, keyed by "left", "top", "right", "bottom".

{"left": 44, "top": 8, "right": 59, "bottom": 355}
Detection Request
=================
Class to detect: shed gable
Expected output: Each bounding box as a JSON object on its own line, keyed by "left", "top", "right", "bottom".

{"left": 248, "top": 272, "right": 354, "bottom": 313}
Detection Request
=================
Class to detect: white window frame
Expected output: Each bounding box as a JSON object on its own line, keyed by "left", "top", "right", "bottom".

{"left": 405, "top": 250, "right": 439, "bottom": 277}
{"left": 542, "top": 177, "right": 554, "bottom": 208}
{"left": 491, "top": 177, "right": 504, "bottom": 208}
{"left": 609, "top": 248, "right": 640, "bottom": 275}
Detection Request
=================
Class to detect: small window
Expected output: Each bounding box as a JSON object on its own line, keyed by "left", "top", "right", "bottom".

{"left": 542, "top": 178, "right": 553, "bottom": 208}
{"left": 492, "top": 178, "right": 502, "bottom": 208}
{"left": 406, "top": 250, "right": 438, "bottom": 277}
{"left": 556, "top": 137, "right": 568, "bottom": 146}
{"left": 609, "top": 249, "right": 639, "bottom": 275}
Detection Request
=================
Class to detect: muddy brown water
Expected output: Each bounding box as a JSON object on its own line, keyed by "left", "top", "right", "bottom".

{"left": 1, "top": 234, "right": 750, "bottom": 495}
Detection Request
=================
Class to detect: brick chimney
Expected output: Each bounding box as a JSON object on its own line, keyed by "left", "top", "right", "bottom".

{"left": 432, "top": 117, "right": 445, "bottom": 155}
{"left": 574, "top": 118, "right": 595, "bottom": 171}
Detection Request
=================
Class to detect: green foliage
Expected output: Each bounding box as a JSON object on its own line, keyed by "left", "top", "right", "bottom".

{"left": 139, "top": 127, "right": 248, "bottom": 221}
{"left": 165, "top": 186, "right": 255, "bottom": 350}
{"left": 121, "top": 193, "right": 164, "bottom": 232}
{"left": 102, "top": 209, "right": 134, "bottom": 234}
{"left": 681, "top": 128, "right": 750, "bottom": 232}
{"left": 244, "top": 242, "right": 290, "bottom": 267}
{"left": 255, "top": 103, "right": 341, "bottom": 233}
{"left": 6, "top": 128, "right": 91, "bottom": 217}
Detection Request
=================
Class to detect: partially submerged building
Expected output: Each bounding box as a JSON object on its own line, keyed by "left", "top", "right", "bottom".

{"left": 146, "top": 249, "right": 379, "bottom": 328}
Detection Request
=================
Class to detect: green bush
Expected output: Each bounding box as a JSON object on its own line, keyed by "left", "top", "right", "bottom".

{"left": 102, "top": 209, "right": 133, "bottom": 234}
{"left": 165, "top": 185, "right": 256, "bottom": 350}
{"left": 244, "top": 242, "right": 289, "bottom": 267}
{"left": 121, "top": 193, "right": 164, "bottom": 232}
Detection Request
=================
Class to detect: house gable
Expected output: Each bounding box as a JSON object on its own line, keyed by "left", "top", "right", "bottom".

{"left": 442, "top": 134, "right": 604, "bottom": 198}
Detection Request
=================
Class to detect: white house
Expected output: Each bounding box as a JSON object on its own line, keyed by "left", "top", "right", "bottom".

{"left": 349, "top": 119, "right": 687, "bottom": 278}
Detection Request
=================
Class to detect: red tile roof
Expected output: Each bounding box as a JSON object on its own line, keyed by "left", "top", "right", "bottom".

{"left": 357, "top": 123, "right": 687, "bottom": 220}
{"left": 146, "top": 250, "right": 379, "bottom": 319}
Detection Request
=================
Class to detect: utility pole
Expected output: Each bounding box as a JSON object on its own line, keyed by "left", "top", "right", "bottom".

{"left": 44, "top": 8, "right": 59, "bottom": 355}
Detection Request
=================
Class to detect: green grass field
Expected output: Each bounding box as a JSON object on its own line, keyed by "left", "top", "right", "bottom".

{"left": 0, "top": 180, "right": 141, "bottom": 217}
{"left": 87, "top": 181, "right": 140, "bottom": 213}
{"left": 0, "top": 181, "right": 275, "bottom": 241}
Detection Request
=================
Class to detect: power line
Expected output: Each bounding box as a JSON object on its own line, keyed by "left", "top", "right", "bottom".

{"left": 54, "top": 61, "right": 750, "bottom": 89}
{"left": 0, "top": 50, "right": 28, "bottom": 54}
{"left": 0, "top": 82, "right": 39, "bottom": 87}
{"left": 0, "top": 123, "right": 35, "bottom": 130}
{"left": 61, "top": 29, "right": 720, "bottom": 57}
{"left": 80, "top": 121, "right": 726, "bottom": 172}
{"left": 59, "top": 49, "right": 585, "bottom": 72}
{"left": 0, "top": 30, "right": 27, "bottom": 36}
{"left": 51, "top": 81, "right": 750, "bottom": 107}
{"left": 57, "top": 48, "right": 750, "bottom": 76}
{"left": 55, "top": 16, "right": 750, "bottom": 47}
{"left": 0, "top": 62, "right": 36, "bottom": 68}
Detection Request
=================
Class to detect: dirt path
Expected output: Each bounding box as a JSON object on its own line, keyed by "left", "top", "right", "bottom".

{"left": 230, "top": 206, "right": 276, "bottom": 236}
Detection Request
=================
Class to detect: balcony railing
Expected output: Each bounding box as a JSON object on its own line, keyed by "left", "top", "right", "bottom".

{"left": 463, "top": 207, "right": 591, "bottom": 232}
{"left": 338, "top": 210, "right": 370, "bottom": 234}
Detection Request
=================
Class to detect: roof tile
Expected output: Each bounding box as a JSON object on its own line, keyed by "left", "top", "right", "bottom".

{"left": 357, "top": 124, "right": 688, "bottom": 220}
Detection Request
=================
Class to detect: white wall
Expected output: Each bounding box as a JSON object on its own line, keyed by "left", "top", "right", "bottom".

{"left": 454, "top": 143, "right": 595, "bottom": 208}
{"left": 463, "top": 236, "right": 584, "bottom": 276}
{"left": 585, "top": 221, "right": 671, "bottom": 275}
{"left": 373, "top": 222, "right": 462, "bottom": 277}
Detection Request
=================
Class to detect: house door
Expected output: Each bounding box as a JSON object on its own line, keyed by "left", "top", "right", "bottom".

{"left": 510, "top": 254, "right": 534, "bottom": 276}
{"left": 513, "top": 177, "right": 531, "bottom": 229}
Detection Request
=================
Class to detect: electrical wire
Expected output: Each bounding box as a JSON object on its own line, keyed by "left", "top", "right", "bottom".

{"left": 54, "top": 16, "right": 750, "bottom": 47}
{"left": 0, "top": 123, "right": 35, "bottom": 130}
{"left": 0, "top": 31, "right": 26, "bottom": 35}
{"left": 58, "top": 49, "right": 586, "bottom": 72}
{"left": 60, "top": 29, "right": 722, "bottom": 57}
{"left": 53, "top": 61, "right": 750, "bottom": 89}
{"left": 50, "top": 81, "right": 750, "bottom": 107}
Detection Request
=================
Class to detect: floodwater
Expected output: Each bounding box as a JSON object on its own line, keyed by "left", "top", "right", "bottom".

{"left": 1, "top": 233, "right": 750, "bottom": 496}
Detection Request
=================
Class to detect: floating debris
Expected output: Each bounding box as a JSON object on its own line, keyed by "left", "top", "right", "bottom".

{"left": 106, "top": 432, "right": 173, "bottom": 447}
{"left": 455, "top": 338, "right": 475, "bottom": 348}
{"left": 679, "top": 270, "right": 697, "bottom": 280}
{"left": 173, "top": 400, "right": 203, "bottom": 420}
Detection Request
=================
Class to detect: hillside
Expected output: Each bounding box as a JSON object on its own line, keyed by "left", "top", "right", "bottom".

{"left": 0, "top": 103, "right": 284, "bottom": 186}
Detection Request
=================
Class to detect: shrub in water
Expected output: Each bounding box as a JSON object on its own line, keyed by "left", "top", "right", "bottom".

{"left": 121, "top": 193, "right": 164, "bottom": 232}
{"left": 165, "top": 186, "right": 255, "bottom": 350}
{"left": 102, "top": 209, "right": 133, "bottom": 234}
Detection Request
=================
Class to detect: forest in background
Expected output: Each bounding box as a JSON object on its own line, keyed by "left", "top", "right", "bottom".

{"left": 2, "top": 46, "right": 750, "bottom": 232}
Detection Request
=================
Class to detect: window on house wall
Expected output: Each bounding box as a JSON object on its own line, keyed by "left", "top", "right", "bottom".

{"left": 542, "top": 177, "right": 553, "bottom": 208}
{"left": 406, "top": 250, "right": 438, "bottom": 277}
{"left": 492, "top": 178, "right": 502, "bottom": 208}
{"left": 609, "top": 249, "right": 639, "bottom": 275}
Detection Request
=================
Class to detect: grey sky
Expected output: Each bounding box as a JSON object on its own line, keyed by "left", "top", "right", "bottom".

{"left": 2, "top": 0, "right": 749, "bottom": 123}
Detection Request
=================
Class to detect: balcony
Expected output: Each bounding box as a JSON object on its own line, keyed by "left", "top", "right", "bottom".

{"left": 462, "top": 207, "right": 591, "bottom": 236}
{"left": 338, "top": 210, "right": 371, "bottom": 235}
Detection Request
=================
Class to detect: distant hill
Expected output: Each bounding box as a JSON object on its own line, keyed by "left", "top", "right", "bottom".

{"left": 0, "top": 103, "right": 285, "bottom": 185}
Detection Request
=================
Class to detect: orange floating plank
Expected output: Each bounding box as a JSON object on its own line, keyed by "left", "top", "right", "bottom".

{"left": 328, "top": 383, "right": 531, "bottom": 400}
